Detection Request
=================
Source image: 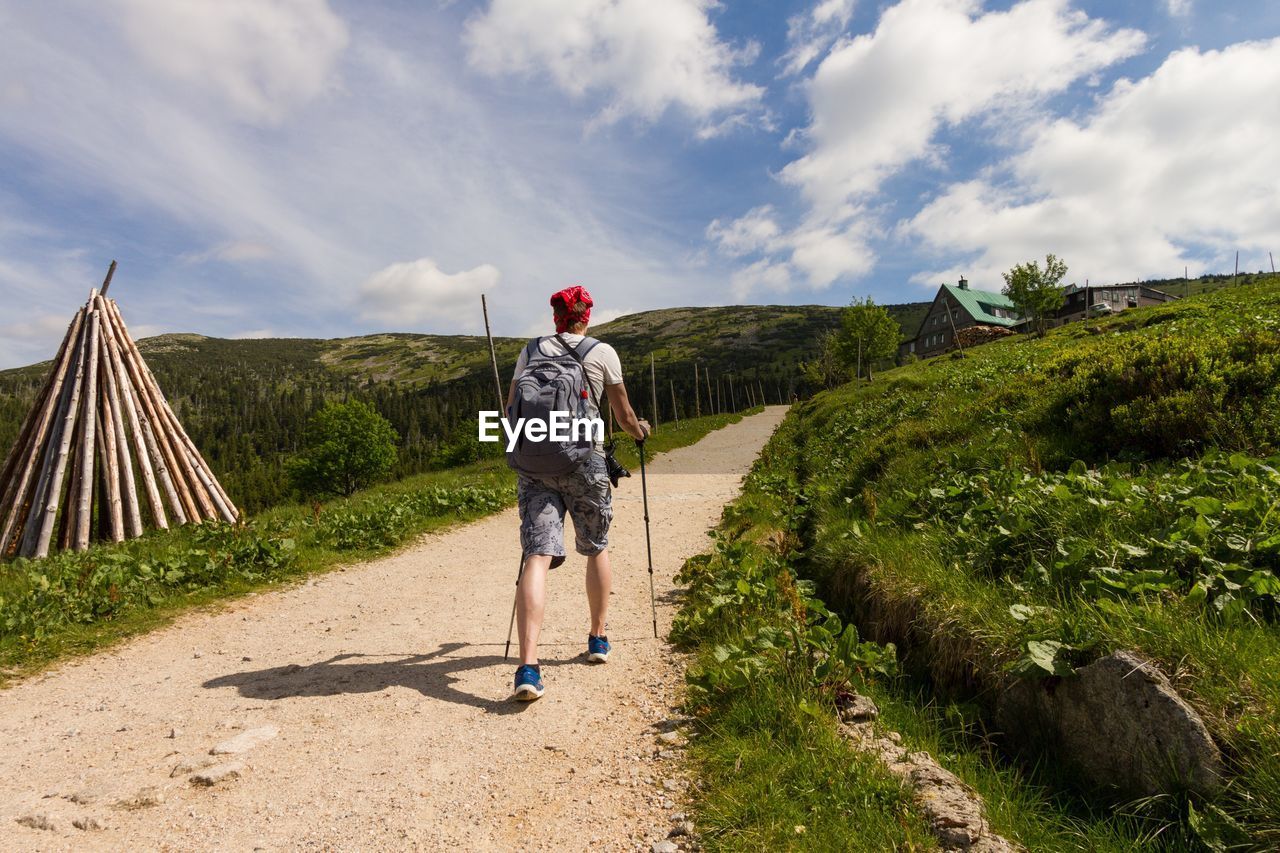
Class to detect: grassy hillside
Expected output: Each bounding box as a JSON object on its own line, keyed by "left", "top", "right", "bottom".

{"left": 741, "top": 279, "right": 1280, "bottom": 845}
{"left": 0, "top": 302, "right": 924, "bottom": 513}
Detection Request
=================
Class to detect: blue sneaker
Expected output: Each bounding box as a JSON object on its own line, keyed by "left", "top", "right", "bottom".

{"left": 587, "top": 634, "right": 611, "bottom": 663}
{"left": 514, "top": 664, "right": 544, "bottom": 701}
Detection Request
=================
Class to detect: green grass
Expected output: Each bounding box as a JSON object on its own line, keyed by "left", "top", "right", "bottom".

{"left": 672, "top": 410, "right": 1156, "bottom": 851}
{"left": 0, "top": 410, "right": 753, "bottom": 686}
{"left": 863, "top": 681, "right": 1167, "bottom": 850}
{"left": 690, "top": 675, "right": 933, "bottom": 852}
{"left": 761, "top": 278, "right": 1280, "bottom": 846}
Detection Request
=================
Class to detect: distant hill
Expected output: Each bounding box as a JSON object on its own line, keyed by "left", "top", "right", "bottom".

{"left": 0, "top": 301, "right": 926, "bottom": 513}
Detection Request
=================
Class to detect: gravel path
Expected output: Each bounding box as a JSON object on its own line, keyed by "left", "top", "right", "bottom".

{"left": 0, "top": 407, "right": 787, "bottom": 851}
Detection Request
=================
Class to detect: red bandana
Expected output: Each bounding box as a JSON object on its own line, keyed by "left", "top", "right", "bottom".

{"left": 550, "top": 285, "right": 593, "bottom": 333}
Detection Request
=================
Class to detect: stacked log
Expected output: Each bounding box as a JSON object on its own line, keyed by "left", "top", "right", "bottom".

{"left": 0, "top": 263, "right": 238, "bottom": 560}
{"left": 954, "top": 324, "right": 1016, "bottom": 349}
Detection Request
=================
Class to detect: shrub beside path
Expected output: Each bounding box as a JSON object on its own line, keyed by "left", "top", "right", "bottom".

{"left": 0, "top": 407, "right": 789, "bottom": 851}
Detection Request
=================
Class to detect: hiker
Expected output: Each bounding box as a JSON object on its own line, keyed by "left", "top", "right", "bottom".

{"left": 505, "top": 285, "right": 650, "bottom": 700}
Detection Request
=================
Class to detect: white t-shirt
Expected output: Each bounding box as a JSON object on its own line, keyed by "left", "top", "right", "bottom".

{"left": 511, "top": 334, "right": 624, "bottom": 425}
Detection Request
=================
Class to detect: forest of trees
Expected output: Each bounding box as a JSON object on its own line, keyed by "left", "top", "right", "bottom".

{"left": 1, "top": 303, "right": 935, "bottom": 514}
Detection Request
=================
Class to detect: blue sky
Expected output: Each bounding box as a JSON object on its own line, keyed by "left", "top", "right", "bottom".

{"left": 1, "top": 0, "right": 1278, "bottom": 367}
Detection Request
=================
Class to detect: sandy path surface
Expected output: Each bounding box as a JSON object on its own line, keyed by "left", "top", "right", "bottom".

{"left": 0, "top": 407, "right": 787, "bottom": 852}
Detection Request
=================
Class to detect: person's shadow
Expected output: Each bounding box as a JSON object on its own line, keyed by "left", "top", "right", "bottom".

{"left": 202, "top": 643, "right": 580, "bottom": 715}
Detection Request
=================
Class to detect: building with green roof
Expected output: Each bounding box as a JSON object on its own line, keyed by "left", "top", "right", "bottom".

{"left": 900, "top": 278, "right": 1020, "bottom": 359}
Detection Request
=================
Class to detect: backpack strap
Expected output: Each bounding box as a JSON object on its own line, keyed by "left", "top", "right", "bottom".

{"left": 554, "top": 334, "right": 599, "bottom": 366}
{"left": 552, "top": 333, "right": 601, "bottom": 404}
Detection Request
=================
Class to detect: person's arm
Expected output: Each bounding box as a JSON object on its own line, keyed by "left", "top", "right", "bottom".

{"left": 604, "top": 382, "right": 650, "bottom": 441}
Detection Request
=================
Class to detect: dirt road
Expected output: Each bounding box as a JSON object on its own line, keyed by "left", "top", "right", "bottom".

{"left": 0, "top": 407, "right": 787, "bottom": 851}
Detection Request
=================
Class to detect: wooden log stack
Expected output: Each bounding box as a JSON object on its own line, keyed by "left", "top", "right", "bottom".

{"left": 0, "top": 263, "right": 238, "bottom": 560}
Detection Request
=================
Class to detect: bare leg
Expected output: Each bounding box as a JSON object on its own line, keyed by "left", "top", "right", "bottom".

{"left": 586, "top": 549, "right": 611, "bottom": 636}
{"left": 517, "top": 555, "right": 553, "bottom": 666}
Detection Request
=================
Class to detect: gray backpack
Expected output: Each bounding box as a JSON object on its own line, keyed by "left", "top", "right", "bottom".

{"left": 506, "top": 334, "right": 600, "bottom": 477}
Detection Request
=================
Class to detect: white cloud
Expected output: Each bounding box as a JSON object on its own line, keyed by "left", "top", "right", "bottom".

{"left": 358, "top": 259, "right": 502, "bottom": 330}
{"left": 781, "top": 0, "right": 1146, "bottom": 212}
{"left": 463, "top": 0, "right": 763, "bottom": 129}
{"left": 779, "top": 0, "right": 856, "bottom": 77}
{"left": 706, "top": 206, "right": 783, "bottom": 257}
{"left": 230, "top": 328, "right": 277, "bottom": 339}
{"left": 0, "top": 4, "right": 737, "bottom": 368}
{"left": 710, "top": 0, "right": 1144, "bottom": 297}
{"left": 708, "top": 208, "right": 874, "bottom": 292}
{"left": 1164, "top": 0, "right": 1193, "bottom": 17}
{"left": 114, "top": 0, "right": 349, "bottom": 124}
{"left": 182, "top": 240, "right": 275, "bottom": 264}
{"left": 905, "top": 38, "right": 1280, "bottom": 286}
{"left": 729, "top": 259, "right": 793, "bottom": 300}
{"left": 0, "top": 314, "right": 74, "bottom": 342}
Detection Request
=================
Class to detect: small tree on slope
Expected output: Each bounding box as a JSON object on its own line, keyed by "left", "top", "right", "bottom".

{"left": 290, "top": 400, "right": 398, "bottom": 498}
{"left": 840, "top": 297, "right": 900, "bottom": 381}
{"left": 1003, "top": 254, "right": 1068, "bottom": 337}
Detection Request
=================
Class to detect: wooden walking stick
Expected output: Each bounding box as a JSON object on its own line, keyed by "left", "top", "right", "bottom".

{"left": 650, "top": 354, "right": 659, "bottom": 429}
{"left": 484, "top": 294, "right": 525, "bottom": 661}
{"left": 638, "top": 435, "right": 657, "bottom": 639}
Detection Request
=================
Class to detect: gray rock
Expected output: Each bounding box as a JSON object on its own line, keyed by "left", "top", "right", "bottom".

{"left": 15, "top": 813, "right": 56, "bottom": 831}
{"left": 652, "top": 841, "right": 679, "bottom": 853}
{"left": 656, "top": 731, "right": 683, "bottom": 746}
{"left": 839, "top": 693, "right": 880, "bottom": 722}
{"left": 191, "top": 761, "right": 245, "bottom": 786}
{"left": 211, "top": 724, "right": 279, "bottom": 756}
{"left": 996, "top": 650, "right": 1222, "bottom": 799}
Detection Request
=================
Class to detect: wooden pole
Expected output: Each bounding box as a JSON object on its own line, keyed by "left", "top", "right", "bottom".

{"left": 96, "top": 399, "right": 124, "bottom": 542}
{"left": 0, "top": 309, "right": 84, "bottom": 555}
{"left": 481, "top": 294, "right": 504, "bottom": 412}
{"left": 650, "top": 354, "right": 658, "bottom": 429}
{"left": 1271, "top": 252, "right": 1275, "bottom": 274}
{"left": 98, "top": 260, "right": 117, "bottom": 298}
{"left": 95, "top": 355, "right": 125, "bottom": 541}
{"left": 669, "top": 379, "right": 678, "bottom": 425}
{"left": 728, "top": 374, "right": 736, "bottom": 412}
{"left": 105, "top": 297, "right": 205, "bottom": 521}
{"left": 96, "top": 318, "right": 142, "bottom": 537}
{"left": 758, "top": 381, "right": 766, "bottom": 407}
{"left": 155, "top": 395, "right": 235, "bottom": 523}
{"left": 0, "top": 371, "right": 53, "bottom": 506}
{"left": 706, "top": 369, "right": 714, "bottom": 416}
{"left": 27, "top": 299, "right": 92, "bottom": 559}
{"left": 73, "top": 309, "right": 101, "bottom": 550}
{"left": 96, "top": 296, "right": 166, "bottom": 530}
{"left": 57, "top": 423, "right": 82, "bottom": 553}
{"left": 693, "top": 363, "right": 701, "bottom": 418}
{"left": 101, "top": 300, "right": 188, "bottom": 524}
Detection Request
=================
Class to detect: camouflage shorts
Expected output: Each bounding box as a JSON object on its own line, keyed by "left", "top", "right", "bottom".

{"left": 517, "top": 453, "right": 612, "bottom": 569}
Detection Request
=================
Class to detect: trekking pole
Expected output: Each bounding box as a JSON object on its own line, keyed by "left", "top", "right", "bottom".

{"left": 637, "top": 437, "right": 658, "bottom": 639}
{"left": 481, "top": 293, "right": 525, "bottom": 661}
{"left": 504, "top": 555, "right": 524, "bottom": 660}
